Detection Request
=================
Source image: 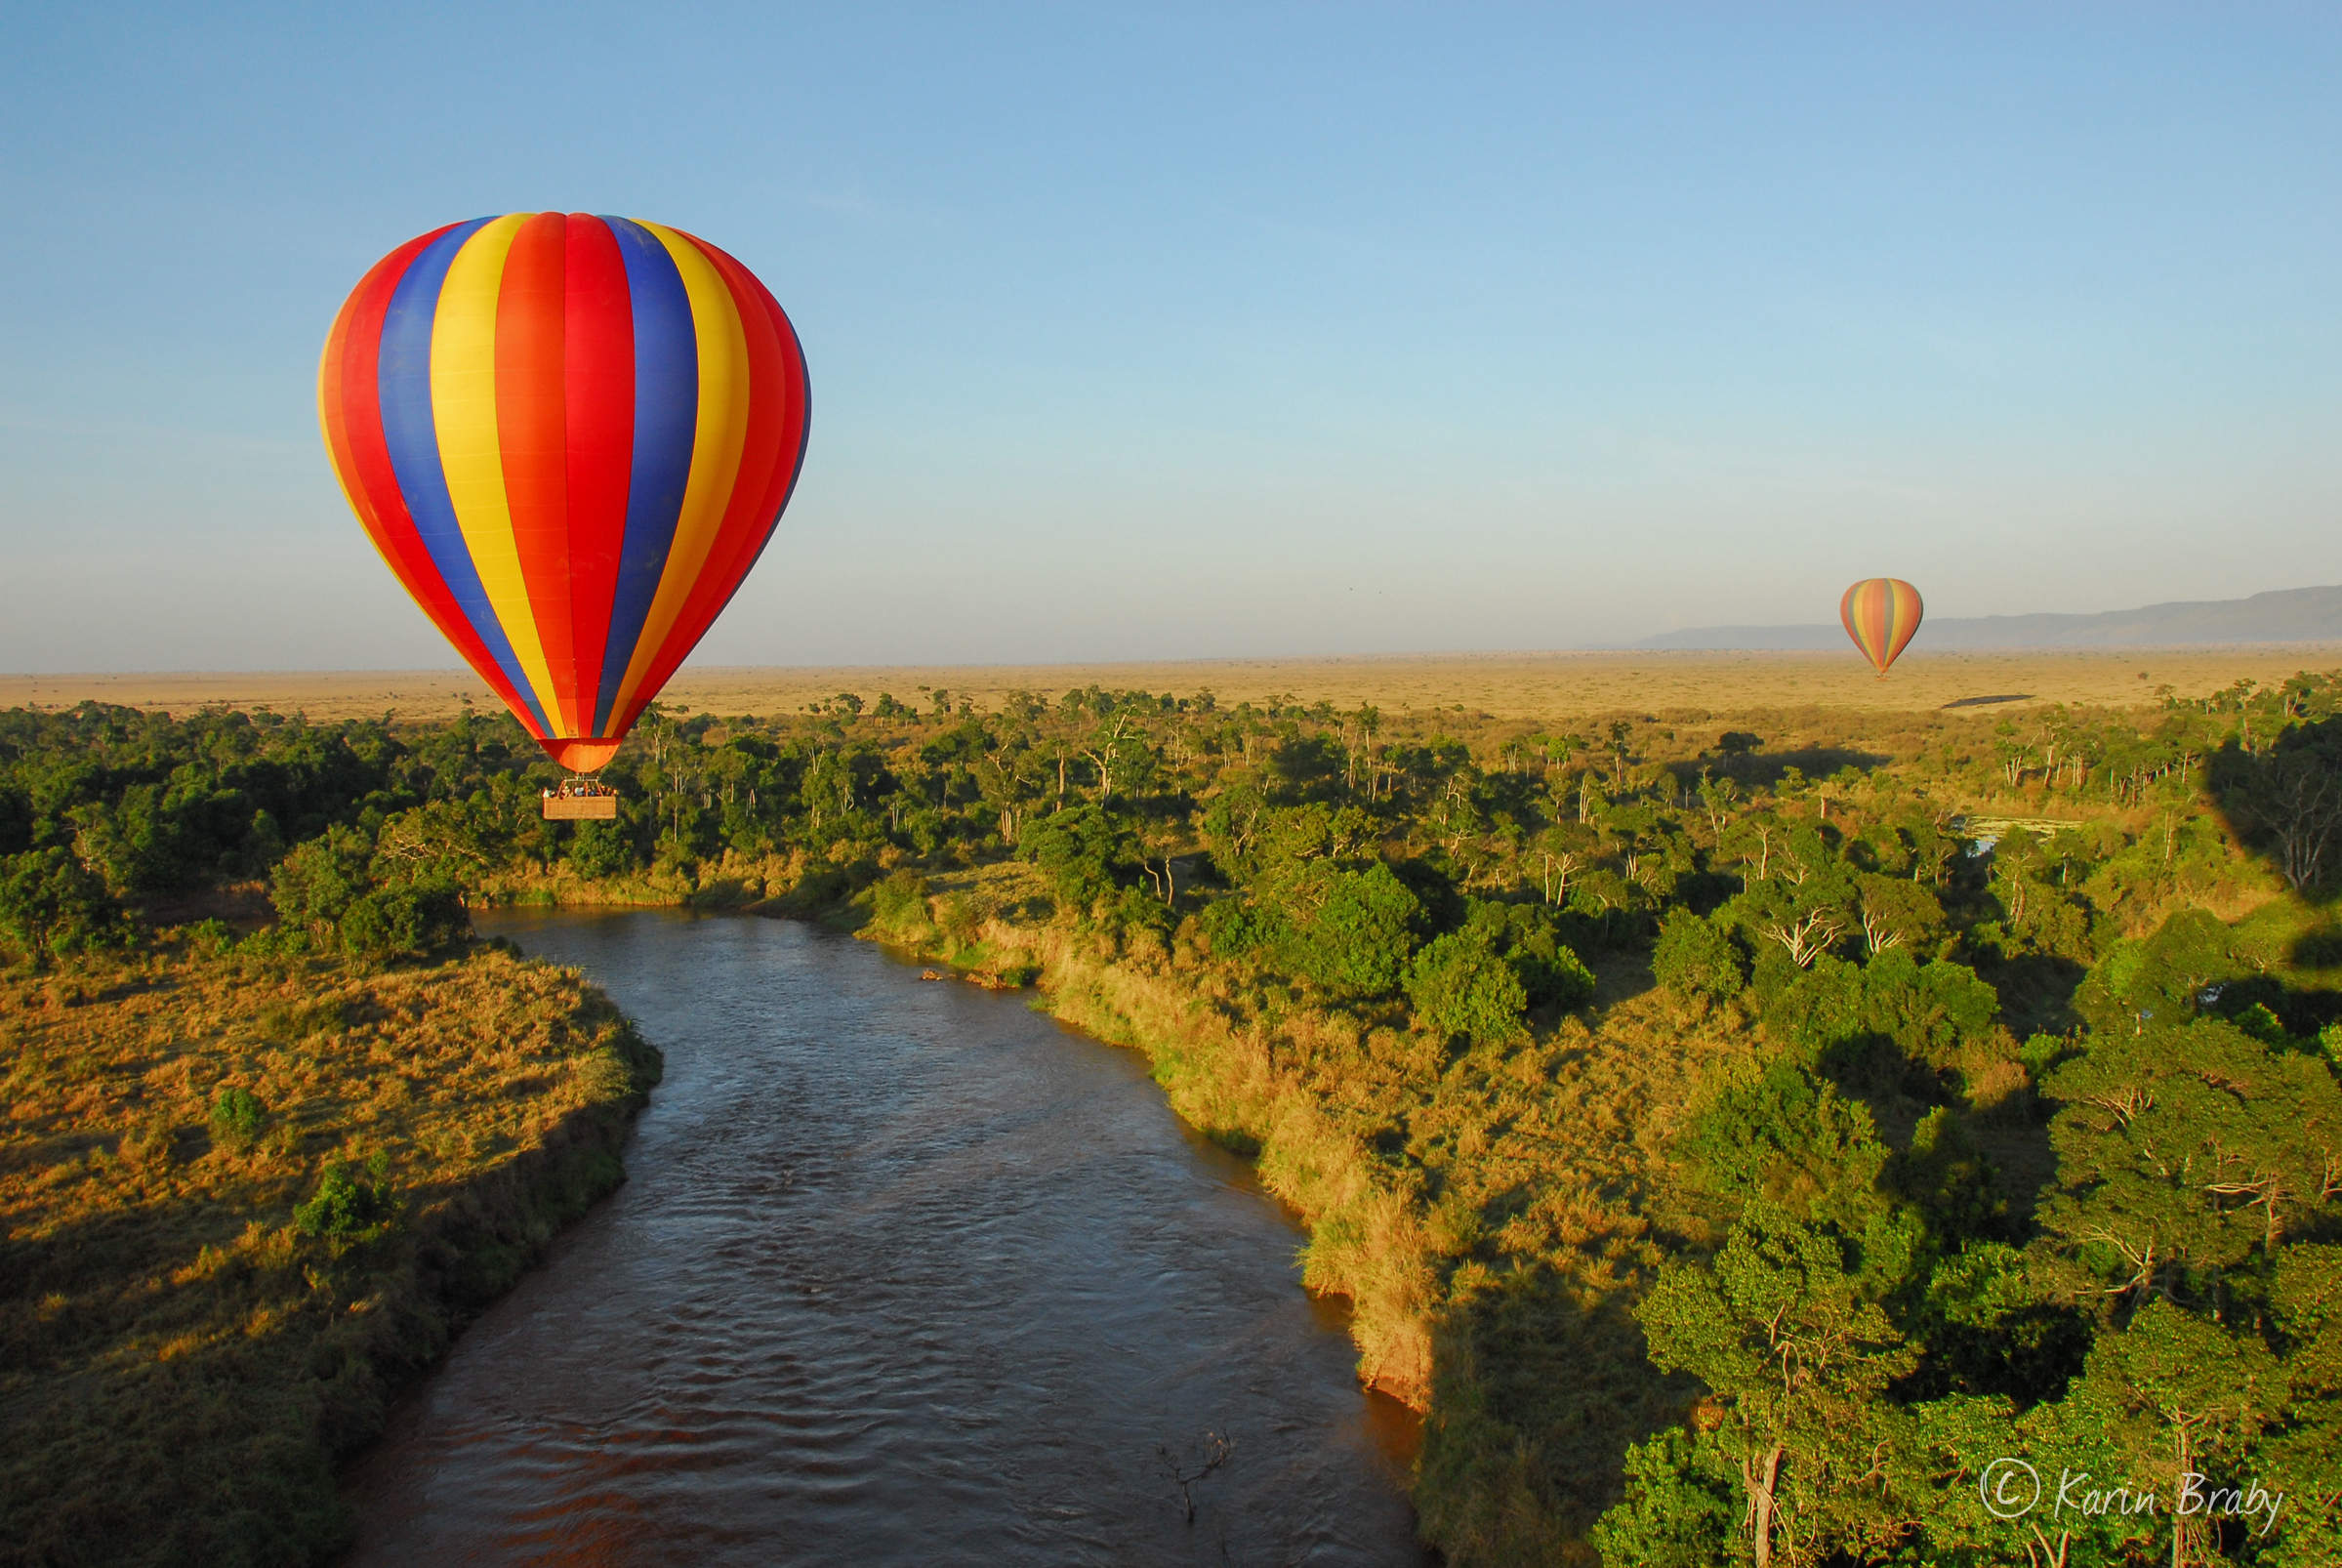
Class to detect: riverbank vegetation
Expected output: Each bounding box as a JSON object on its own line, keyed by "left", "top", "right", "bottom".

{"left": 0, "top": 909, "right": 660, "bottom": 1564}
{"left": 6, "top": 672, "right": 2341, "bottom": 1563}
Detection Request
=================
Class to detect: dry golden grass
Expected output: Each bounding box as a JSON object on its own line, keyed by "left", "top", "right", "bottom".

{"left": 11, "top": 643, "right": 2340, "bottom": 728}
{"left": 0, "top": 941, "right": 659, "bottom": 1567}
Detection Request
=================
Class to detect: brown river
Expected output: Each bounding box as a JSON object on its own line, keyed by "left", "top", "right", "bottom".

{"left": 341, "top": 910, "right": 1430, "bottom": 1566}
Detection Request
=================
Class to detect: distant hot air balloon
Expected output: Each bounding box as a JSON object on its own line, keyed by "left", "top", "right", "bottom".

{"left": 318, "top": 213, "right": 810, "bottom": 801}
{"left": 1840, "top": 578, "right": 1923, "bottom": 677}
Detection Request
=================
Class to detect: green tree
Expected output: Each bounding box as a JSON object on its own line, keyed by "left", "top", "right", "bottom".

{"left": 338, "top": 881, "right": 468, "bottom": 959}
{"left": 1632, "top": 1200, "right": 1921, "bottom": 1567}
{"left": 268, "top": 825, "right": 373, "bottom": 933}
{"left": 2071, "top": 1299, "right": 2285, "bottom": 1566}
{"left": 2037, "top": 1017, "right": 2342, "bottom": 1303}
{"left": 1406, "top": 928, "right": 1530, "bottom": 1045}
{"left": 2260, "top": 1244, "right": 2342, "bottom": 1564}
{"left": 1851, "top": 872, "right": 1945, "bottom": 958}
{"left": 2073, "top": 906, "right": 2239, "bottom": 1037}
{"left": 1587, "top": 1430, "right": 1737, "bottom": 1567}
{"left": 1653, "top": 908, "right": 1745, "bottom": 1005}
{"left": 0, "top": 846, "right": 122, "bottom": 958}
{"left": 1284, "top": 863, "right": 1422, "bottom": 997}
{"left": 1679, "top": 1060, "right": 1887, "bottom": 1226}
{"left": 1019, "top": 805, "right": 1138, "bottom": 913}
{"left": 1461, "top": 898, "right": 1597, "bottom": 1010}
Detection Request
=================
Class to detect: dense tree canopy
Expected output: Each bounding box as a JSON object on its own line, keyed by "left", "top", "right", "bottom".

{"left": 6, "top": 669, "right": 2342, "bottom": 1562}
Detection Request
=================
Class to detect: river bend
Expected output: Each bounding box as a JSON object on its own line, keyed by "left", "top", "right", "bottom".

{"left": 342, "top": 910, "right": 1426, "bottom": 1566}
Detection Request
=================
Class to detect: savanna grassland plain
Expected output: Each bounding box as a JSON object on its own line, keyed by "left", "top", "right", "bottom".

{"left": 12, "top": 643, "right": 2342, "bottom": 725}
{"left": 6, "top": 651, "right": 2342, "bottom": 1567}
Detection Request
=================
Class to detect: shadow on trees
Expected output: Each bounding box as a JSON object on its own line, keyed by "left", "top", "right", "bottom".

{"left": 2205, "top": 716, "right": 2342, "bottom": 970}
{"left": 1977, "top": 952, "right": 2089, "bottom": 1039}
{"left": 1664, "top": 746, "right": 1890, "bottom": 793}
{"left": 2290, "top": 926, "right": 2342, "bottom": 970}
{"left": 1419, "top": 1257, "right": 1691, "bottom": 1557}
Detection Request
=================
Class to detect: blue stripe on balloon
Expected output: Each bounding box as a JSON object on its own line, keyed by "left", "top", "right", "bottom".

{"left": 375, "top": 216, "right": 553, "bottom": 736}
{"left": 592, "top": 217, "right": 700, "bottom": 735}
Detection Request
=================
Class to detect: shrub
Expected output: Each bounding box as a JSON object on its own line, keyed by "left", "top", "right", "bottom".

{"left": 185, "top": 917, "right": 235, "bottom": 959}
{"left": 269, "top": 827, "right": 372, "bottom": 931}
{"left": 868, "top": 868, "right": 932, "bottom": 933}
{"left": 564, "top": 818, "right": 635, "bottom": 879}
{"left": 1018, "top": 805, "right": 1137, "bottom": 911}
{"left": 1287, "top": 864, "right": 1422, "bottom": 997}
{"left": 0, "top": 846, "right": 122, "bottom": 957}
{"left": 1104, "top": 885, "right": 1174, "bottom": 943}
{"left": 339, "top": 881, "right": 468, "bottom": 959}
{"left": 293, "top": 1160, "right": 393, "bottom": 1238}
{"left": 1652, "top": 909, "right": 1744, "bottom": 1005}
{"left": 209, "top": 1087, "right": 267, "bottom": 1152}
{"left": 1463, "top": 899, "right": 1597, "bottom": 1010}
{"left": 1406, "top": 929, "right": 1530, "bottom": 1045}
{"left": 1198, "top": 894, "right": 1273, "bottom": 959}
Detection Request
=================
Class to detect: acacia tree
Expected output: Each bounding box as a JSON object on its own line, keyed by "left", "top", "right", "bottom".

{"left": 2259, "top": 1245, "right": 2342, "bottom": 1565}
{"left": 1730, "top": 876, "right": 1853, "bottom": 970}
{"left": 2036, "top": 1018, "right": 2342, "bottom": 1305}
{"left": 2032, "top": 1016, "right": 2342, "bottom": 1563}
{"left": 1630, "top": 1199, "right": 1921, "bottom": 1567}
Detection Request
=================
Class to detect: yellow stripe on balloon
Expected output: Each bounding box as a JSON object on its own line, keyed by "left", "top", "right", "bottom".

{"left": 430, "top": 214, "right": 564, "bottom": 727}
{"left": 608, "top": 221, "right": 752, "bottom": 721}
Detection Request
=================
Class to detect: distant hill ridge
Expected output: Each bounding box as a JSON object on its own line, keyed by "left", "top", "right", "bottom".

{"left": 1639, "top": 585, "right": 2342, "bottom": 651}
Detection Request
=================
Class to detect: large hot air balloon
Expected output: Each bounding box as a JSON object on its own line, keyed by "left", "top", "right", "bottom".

{"left": 318, "top": 213, "right": 810, "bottom": 806}
{"left": 1839, "top": 578, "right": 1923, "bottom": 677}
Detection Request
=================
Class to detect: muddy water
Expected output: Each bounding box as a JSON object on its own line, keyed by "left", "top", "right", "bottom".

{"left": 342, "top": 911, "right": 1428, "bottom": 1566}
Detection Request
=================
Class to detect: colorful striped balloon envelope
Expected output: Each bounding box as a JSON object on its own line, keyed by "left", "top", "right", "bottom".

{"left": 318, "top": 214, "right": 811, "bottom": 773}
{"left": 1839, "top": 578, "right": 1924, "bottom": 677}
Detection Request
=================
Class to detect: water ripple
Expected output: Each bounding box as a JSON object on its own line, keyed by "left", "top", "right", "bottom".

{"left": 342, "top": 911, "right": 1427, "bottom": 1567}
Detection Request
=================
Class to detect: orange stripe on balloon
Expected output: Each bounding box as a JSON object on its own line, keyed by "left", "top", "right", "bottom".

{"left": 495, "top": 212, "right": 580, "bottom": 733}
{"left": 1840, "top": 578, "right": 1922, "bottom": 675}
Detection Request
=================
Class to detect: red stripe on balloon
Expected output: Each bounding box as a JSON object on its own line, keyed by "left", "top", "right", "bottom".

{"left": 618, "top": 257, "right": 810, "bottom": 739}
{"left": 561, "top": 214, "right": 635, "bottom": 740}
{"left": 726, "top": 260, "right": 813, "bottom": 581}
{"left": 495, "top": 212, "right": 579, "bottom": 732}
{"left": 611, "top": 230, "right": 810, "bottom": 736}
{"left": 325, "top": 226, "right": 550, "bottom": 738}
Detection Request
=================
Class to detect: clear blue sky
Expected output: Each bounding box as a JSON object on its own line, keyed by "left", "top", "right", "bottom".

{"left": 4, "top": 3, "right": 2337, "bottom": 670}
